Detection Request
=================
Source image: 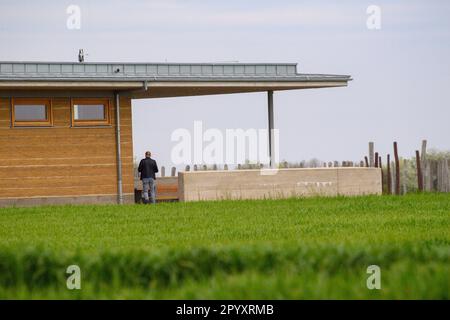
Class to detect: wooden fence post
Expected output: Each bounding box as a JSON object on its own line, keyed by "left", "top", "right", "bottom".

{"left": 446, "top": 158, "right": 449, "bottom": 192}
{"left": 442, "top": 159, "right": 447, "bottom": 192}
{"left": 415, "top": 150, "right": 423, "bottom": 192}
{"left": 425, "top": 160, "right": 431, "bottom": 191}
{"left": 437, "top": 159, "right": 449, "bottom": 192}
{"left": 185, "top": 165, "right": 190, "bottom": 172}
{"left": 364, "top": 156, "right": 369, "bottom": 167}
{"left": 391, "top": 161, "right": 396, "bottom": 194}
{"left": 438, "top": 159, "right": 444, "bottom": 192}
{"left": 379, "top": 156, "right": 384, "bottom": 193}
{"left": 445, "top": 159, "right": 450, "bottom": 192}
{"left": 171, "top": 167, "right": 176, "bottom": 177}
{"left": 224, "top": 164, "right": 228, "bottom": 170}
{"left": 402, "top": 159, "right": 408, "bottom": 194}
{"left": 421, "top": 140, "right": 427, "bottom": 189}
{"left": 161, "top": 166, "right": 165, "bottom": 177}
{"left": 431, "top": 160, "right": 436, "bottom": 191}
{"left": 193, "top": 164, "right": 198, "bottom": 171}
{"left": 393, "top": 142, "right": 400, "bottom": 195}
{"left": 387, "top": 154, "right": 391, "bottom": 195}
{"left": 437, "top": 160, "right": 442, "bottom": 192}
{"left": 369, "top": 142, "right": 374, "bottom": 167}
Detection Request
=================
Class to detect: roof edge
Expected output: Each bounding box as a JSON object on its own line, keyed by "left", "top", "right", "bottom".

{"left": 0, "top": 61, "right": 299, "bottom": 66}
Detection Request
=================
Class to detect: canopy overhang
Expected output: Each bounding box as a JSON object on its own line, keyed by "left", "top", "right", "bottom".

{"left": 0, "top": 79, "right": 349, "bottom": 98}
{"left": 0, "top": 61, "right": 351, "bottom": 98}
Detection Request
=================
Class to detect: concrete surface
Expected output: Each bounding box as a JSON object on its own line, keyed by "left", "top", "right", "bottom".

{"left": 178, "top": 168, "right": 382, "bottom": 202}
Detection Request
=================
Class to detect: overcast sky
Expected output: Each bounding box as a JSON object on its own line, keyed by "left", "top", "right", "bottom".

{"left": 1, "top": 0, "right": 449, "bottom": 168}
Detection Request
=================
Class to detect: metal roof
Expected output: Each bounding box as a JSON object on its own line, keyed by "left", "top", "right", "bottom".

{"left": 0, "top": 61, "right": 351, "bottom": 82}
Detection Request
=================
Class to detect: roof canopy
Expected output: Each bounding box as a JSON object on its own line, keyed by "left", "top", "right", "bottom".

{"left": 0, "top": 62, "right": 351, "bottom": 98}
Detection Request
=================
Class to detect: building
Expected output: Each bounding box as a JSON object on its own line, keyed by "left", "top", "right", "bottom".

{"left": 0, "top": 61, "right": 351, "bottom": 206}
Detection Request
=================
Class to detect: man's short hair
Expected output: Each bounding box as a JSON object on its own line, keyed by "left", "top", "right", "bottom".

{"left": 145, "top": 151, "right": 151, "bottom": 156}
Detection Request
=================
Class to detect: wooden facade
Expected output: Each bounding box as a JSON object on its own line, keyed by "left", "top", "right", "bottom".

{"left": 0, "top": 92, "right": 134, "bottom": 206}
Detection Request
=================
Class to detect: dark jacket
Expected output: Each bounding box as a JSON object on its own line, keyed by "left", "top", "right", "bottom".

{"left": 138, "top": 157, "right": 159, "bottom": 180}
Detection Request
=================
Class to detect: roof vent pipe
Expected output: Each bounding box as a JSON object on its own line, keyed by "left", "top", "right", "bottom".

{"left": 78, "top": 49, "right": 84, "bottom": 63}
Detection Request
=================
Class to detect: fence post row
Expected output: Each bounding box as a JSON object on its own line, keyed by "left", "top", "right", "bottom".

{"left": 150, "top": 139, "right": 449, "bottom": 195}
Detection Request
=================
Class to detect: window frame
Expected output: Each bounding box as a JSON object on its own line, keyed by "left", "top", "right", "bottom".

{"left": 71, "top": 98, "right": 111, "bottom": 127}
{"left": 11, "top": 98, "right": 53, "bottom": 127}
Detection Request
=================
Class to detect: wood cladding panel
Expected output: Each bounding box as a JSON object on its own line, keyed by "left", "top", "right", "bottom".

{"left": 1, "top": 134, "right": 120, "bottom": 144}
{"left": 0, "top": 96, "right": 134, "bottom": 200}
{"left": 0, "top": 144, "right": 133, "bottom": 159}
{"left": 0, "top": 156, "right": 133, "bottom": 166}
{"left": 0, "top": 99, "right": 10, "bottom": 128}
{"left": 0, "top": 179, "right": 134, "bottom": 194}
{"left": 0, "top": 164, "right": 134, "bottom": 178}
{"left": 0, "top": 184, "right": 135, "bottom": 198}
{"left": 0, "top": 174, "right": 134, "bottom": 187}
{"left": 0, "top": 109, "right": 9, "bottom": 118}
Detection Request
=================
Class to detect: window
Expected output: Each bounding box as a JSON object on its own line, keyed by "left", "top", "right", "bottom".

{"left": 71, "top": 98, "right": 111, "bottom": 127}
{"left": 11, "top": 98, "right": 52, "bottom": 127}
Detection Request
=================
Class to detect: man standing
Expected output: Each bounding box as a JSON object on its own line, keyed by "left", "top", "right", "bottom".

{"left": 138, "top": 151, "right": 159, "bottom": 204}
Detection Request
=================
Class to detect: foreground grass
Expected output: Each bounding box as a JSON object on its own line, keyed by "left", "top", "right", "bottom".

{"left": 0, "top": 193, "right": 449, "bottom": 299}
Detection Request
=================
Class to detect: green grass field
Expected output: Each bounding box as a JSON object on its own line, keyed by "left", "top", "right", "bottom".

{"left": 0, "top": 193, "right": 449, "bottom": 299}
